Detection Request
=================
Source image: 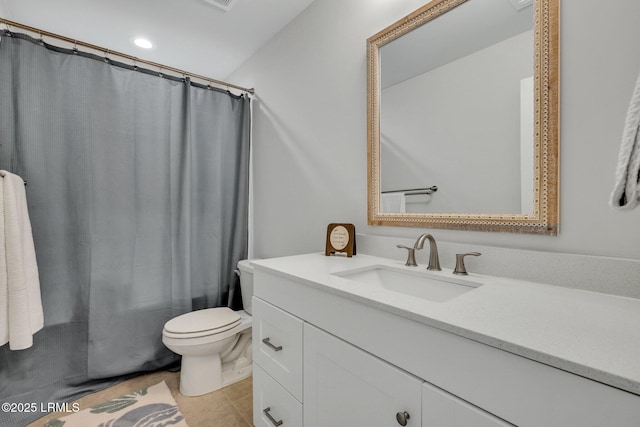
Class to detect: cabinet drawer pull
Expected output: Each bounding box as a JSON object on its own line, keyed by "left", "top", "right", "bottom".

{"left": 263, "top": 407, "right": 284, "bottom": 426}
{"left": 396, "top": 411, "right": 410, "bottom": 426}
{"left": 262, "top": 337, "right": 283, "bottom": 352}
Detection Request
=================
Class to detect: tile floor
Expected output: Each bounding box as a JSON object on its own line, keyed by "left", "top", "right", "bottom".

{"left": 27, "top": 370, "right": 253, "bottom": 427}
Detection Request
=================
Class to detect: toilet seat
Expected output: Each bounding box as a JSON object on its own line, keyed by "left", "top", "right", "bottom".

{"left": 163, "top": 307, "right": 241, "bottom": 339}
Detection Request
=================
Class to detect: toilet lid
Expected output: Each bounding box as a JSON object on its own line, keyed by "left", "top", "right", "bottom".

{"left": 164, "top": 307, "right": 241, "bottom": 335}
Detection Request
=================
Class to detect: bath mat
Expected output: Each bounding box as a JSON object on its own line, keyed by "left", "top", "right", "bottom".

{"left": 44, "top": 381, "right": 188, "bottom": 427}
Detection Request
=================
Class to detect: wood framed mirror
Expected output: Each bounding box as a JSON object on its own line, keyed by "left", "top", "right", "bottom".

{"left": 367, "top": 0, "right": 559, "bottom": 235}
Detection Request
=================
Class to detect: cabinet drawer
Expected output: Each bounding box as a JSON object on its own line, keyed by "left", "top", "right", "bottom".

{"left": 253, "top": 364, "right": 303, "bottom": 427}
{"left": 253, "top": 296, "right": 304, "bottom": 400}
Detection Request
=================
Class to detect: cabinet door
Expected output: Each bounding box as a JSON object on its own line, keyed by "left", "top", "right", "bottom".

{"left": 422, "top": 381, "right": 514, "bottom": 427}
{"left": 304, "top": 323, "right": 422, "bottom": 427}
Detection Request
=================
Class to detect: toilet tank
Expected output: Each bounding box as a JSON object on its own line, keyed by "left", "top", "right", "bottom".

{"left": 237, "top": 260, "right": 254, "bottom": 315}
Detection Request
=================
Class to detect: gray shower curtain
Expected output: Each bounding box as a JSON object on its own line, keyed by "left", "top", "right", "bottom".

{"left": 0, "top": 31, "right": 250, "bottom": 425}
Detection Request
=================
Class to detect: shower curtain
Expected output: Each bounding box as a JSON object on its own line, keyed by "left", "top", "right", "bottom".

{"left": 0, "top": 31, "right": 250, "bottom": 426}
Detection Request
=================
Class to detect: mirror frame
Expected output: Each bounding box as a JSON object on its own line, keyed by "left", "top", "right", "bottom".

{"left": 367, "top": 0, "right": 559, "bottom": 235}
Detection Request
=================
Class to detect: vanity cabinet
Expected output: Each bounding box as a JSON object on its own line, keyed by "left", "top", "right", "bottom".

{"left": 252, "top": 260, "right": 640, "bottom": 427}
{"left": 253, "top": 295, "right": 511, "bottom": 427}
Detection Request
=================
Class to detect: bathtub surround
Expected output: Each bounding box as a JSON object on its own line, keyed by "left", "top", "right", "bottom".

{"left": 0, "top": 32, "right": 250, "bottom": 426}
{"left": 611, "top": 67, "right": 640, "bottom": 209}
{"left": 0, "top": 170, "right": 43, "bottom": 350}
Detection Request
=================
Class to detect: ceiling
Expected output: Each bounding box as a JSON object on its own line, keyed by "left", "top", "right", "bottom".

{"left": 0, "top": 0, "right": 315, "bottom": 82}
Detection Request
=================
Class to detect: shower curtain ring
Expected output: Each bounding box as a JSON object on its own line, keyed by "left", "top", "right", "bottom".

{"left": 158, "top": 66, "right": 163, "bottom": 77}
{"left": 104, "top": 49, "right": 110, "bottom": 63}
{"left": 38, "top": 32, "right": 44, "bottom": 45}
{"left": 133, "top": 58, "right": 138, "bottom": 71}
{"left": 207, "top": 81, "right": 212, "bottom": 90}
{"left": 72, "top": 40, "right": 78, "bottom": 54}
{"left": 4, "top": 22, "right": 12, "bottom": 36}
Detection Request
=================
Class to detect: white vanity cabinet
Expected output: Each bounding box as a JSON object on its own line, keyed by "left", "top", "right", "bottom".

{"left": 252, "top": 256, "right": 640, "bottom": 427}
{"left": 255, "top": 296, "right": 511, "bottom": 427}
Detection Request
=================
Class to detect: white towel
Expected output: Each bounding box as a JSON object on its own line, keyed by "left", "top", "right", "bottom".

{"left": 381, "top": 192, "right": 406, "bottom": 213}
{"left": 0, "top": 170, "right": 44, "bottom": 350}
{"left": 611, "top": 69, "right": 640, "bottom": 209}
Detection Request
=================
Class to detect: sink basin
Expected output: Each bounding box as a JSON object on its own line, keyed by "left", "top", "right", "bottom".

{"left": 333, "top": 265, "right": 482, "bottom": 303}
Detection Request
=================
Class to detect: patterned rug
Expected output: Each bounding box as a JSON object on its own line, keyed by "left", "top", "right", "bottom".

{"left": 44, "top": 381, "right": 188, "bottom": 427}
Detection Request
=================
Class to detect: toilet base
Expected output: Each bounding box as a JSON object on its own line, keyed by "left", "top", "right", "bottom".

{"left": 222, "top": 354, "right": 252, "bottom": 386}
{"left": 180, "top": 353, "right": 224, "bottom": 396}
{"left": 178, "top": 343, "right": 253, "bottom": 396}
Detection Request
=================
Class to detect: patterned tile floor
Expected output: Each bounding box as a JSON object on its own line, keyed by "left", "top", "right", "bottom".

{"left": 27, "top": 370, "right": 253, "bottom": 427}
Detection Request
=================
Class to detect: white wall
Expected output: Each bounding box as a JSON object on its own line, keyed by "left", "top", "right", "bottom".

{"left": 0, "top": 0, "right": 9, "bottom": 18}
{"left": 230, "top": 0, "right": 640, "bottom": 263}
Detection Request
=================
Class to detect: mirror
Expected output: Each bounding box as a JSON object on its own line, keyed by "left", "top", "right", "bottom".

{"left": 367, "top": 0, "right": 559, "bottom": 234}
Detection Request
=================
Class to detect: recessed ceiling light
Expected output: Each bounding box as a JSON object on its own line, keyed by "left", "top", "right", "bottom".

{"left": 133, "top": 38, "right": 153, "bottom": 49}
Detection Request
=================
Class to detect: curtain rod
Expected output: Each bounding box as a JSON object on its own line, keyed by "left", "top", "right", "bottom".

{"left": 0, "top": 18, "right": 255, "bottom": 95}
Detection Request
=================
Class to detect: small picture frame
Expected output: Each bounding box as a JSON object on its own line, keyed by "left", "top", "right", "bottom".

{"left": 325, "top": 223, "right": 356, "bottom": 257}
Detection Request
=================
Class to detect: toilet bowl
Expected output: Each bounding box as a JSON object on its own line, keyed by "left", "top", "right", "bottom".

{"left": 162, "top": 260, "right": 255, "bottom": 396}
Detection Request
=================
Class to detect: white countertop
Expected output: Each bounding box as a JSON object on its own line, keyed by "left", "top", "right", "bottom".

{"left": 252, "top": 253, "right": 640, "bottom": 396}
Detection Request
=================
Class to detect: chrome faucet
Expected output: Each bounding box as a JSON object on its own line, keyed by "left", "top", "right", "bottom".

{"left": 397, "top": 233, "right": 441, "bottom": 270}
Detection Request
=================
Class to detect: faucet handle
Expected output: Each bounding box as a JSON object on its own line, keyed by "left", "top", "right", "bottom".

{"left": 453, "top": 252, "right": 481, "bottom": 275}
{"left": 397, "top": 244, "right": 420, "bottom": 267}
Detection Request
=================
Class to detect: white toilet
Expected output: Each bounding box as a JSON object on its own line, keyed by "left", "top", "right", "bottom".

{"left": 162, "top": 259, "right": 254, "bottom": 396}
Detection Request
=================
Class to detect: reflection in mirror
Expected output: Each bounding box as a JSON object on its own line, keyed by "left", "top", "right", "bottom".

{"left": 367, "top": 0, "right": 559, "bottom": 234}
{"left": 380, "top": 1, "right": 533, "bottom": 214}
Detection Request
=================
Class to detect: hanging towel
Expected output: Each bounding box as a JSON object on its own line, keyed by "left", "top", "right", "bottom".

{"left": 381, "top": 192, "right": 406, "bottom": 213}
{"left": 0, "top": 170, "right": 44, "bottom": 350}
{"left": 610, "top": 69, "right": 640, "bottom": 209}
